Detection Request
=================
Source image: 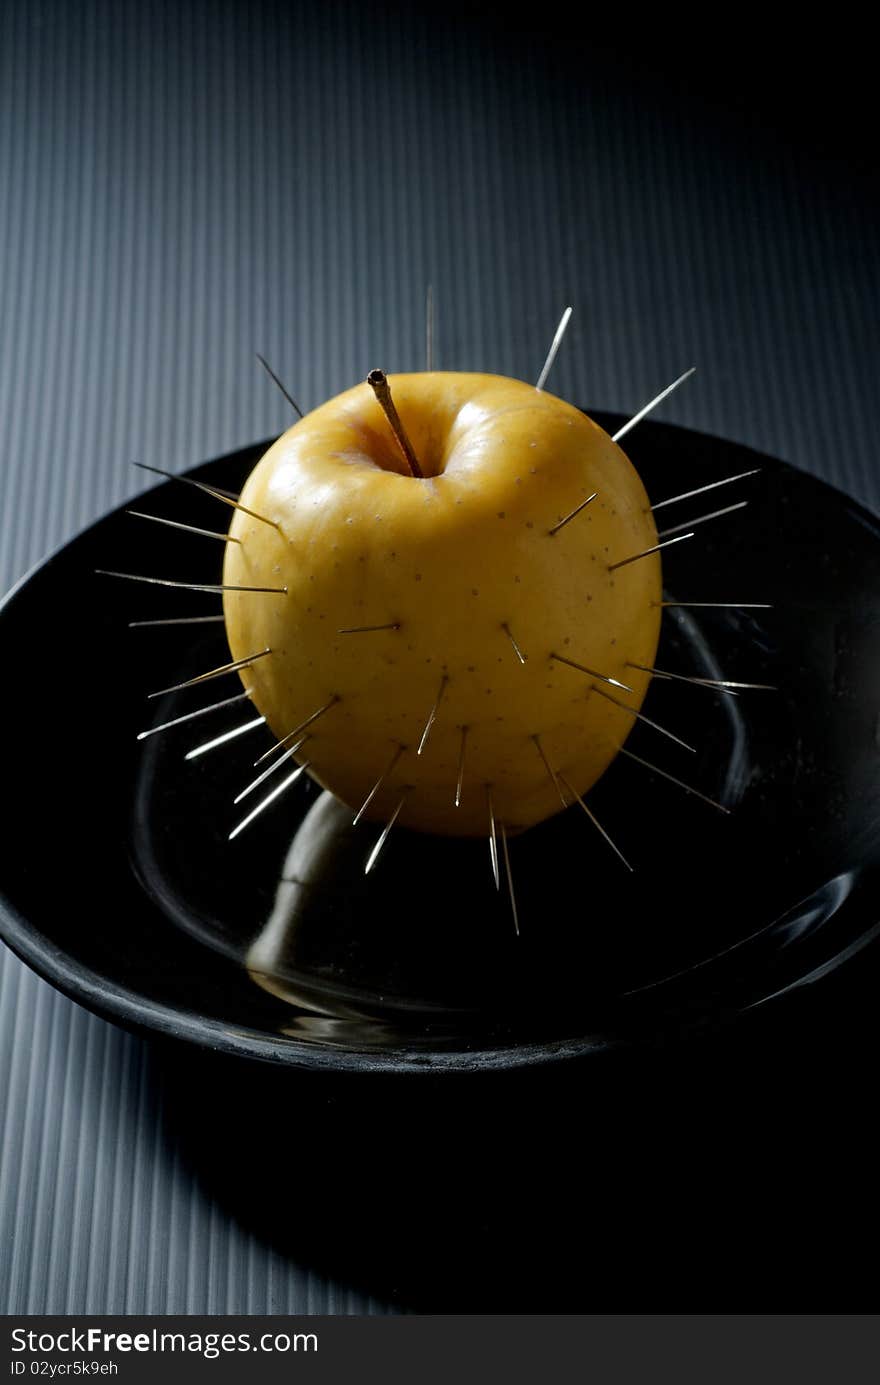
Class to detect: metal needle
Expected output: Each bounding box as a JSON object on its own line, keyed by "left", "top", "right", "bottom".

{"left": 417, "top": 675, "right": 448, "bottom": 756}
{"left": 337, "top": 622, "right": 400, "bottom": 635}
{"left": 612, "top": 367, "right": 696, "bottom": 443}
{"left": 185, "top": 716, "right": 267, "bottom": 761}
{"left": 229, "top": 762, "right": 311, "bottom": 841}
{"left": 137, "top": 690, "right": 254, "bottom": 741}
{"left": 499, "top": 823, "right": 520, "bottom": 936}
{"left": 501, "top": 623, "right": 528, "bottom": 664}
{"left": 558, "top": 774, "right": 633, "bottom": 872}
{"left": 607, "top": 532, "right": 694, "bottom": 573}
{"left": 657, "top": 501, "right": 748, "bottom": 541}
{"left": 589, "top": 683, "right": 696, "bottom": 754}
{"left": 353, "top": 744, "right": 405, "bottom": 826}
{"left": 126, "top": 510, "right": 240, "bottom": 544}
{"left": 626, "top": 661, "right": 776, "bottom": 694}
{"left": 549, "top": 652, "right": 633, "bottom": 694}
{"left": 96, "top": 570, "right": 286, "bottom": 595}
{"left": 129, "top": 614, "right": 227, "bottom": 628}
{"left": 547, "top": 491, "right": 598, "bottom": 538}
{"left": 147, "top": 648, "right": 271, "bottom": 700}
{"left": 618, "top": 746, "right": 730, "bottom": 814}
{"left": 455, "top": 727, "right": 468, "bottom": 807}
{"left": 254, "top": 696, "right": 340, "bottom": 765}
{"left": 532, "top": 733, "right": 567, "bottom": 808}
{"left": 486, "top": 786, "right": 500, "bottom": 890}
{"left": 535, "top": 306, "right": 573, "bottom": 392}
{"left": 133, "top": 462, "right": 281, "bottom": 530}
{"left": 656, "top": 601, "right": 772, "bottom": 610}
{"left": 364, "top": 793, "right": 410, "bottom": 874}
{"left": 651, "top": 468, "right": 760, "bottom": 513}
{"left": 234, "top": 738, "right": 309, "bottom": 803}
{"left": 256, "top": 353, "right": 304, "bottom": 417}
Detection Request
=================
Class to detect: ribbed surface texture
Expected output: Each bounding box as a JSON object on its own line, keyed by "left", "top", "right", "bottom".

{"left": 1, "top": 0, "right": 878, "bottom": 1313}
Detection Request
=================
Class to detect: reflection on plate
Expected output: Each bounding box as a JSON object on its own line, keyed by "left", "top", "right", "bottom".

{"left": 2, "top": 415, "right": 880, "bottom": 1072}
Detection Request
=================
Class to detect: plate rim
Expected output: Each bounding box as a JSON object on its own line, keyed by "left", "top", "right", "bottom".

{"left": 2, "top": 417, "right": 878, "bottom": 1073}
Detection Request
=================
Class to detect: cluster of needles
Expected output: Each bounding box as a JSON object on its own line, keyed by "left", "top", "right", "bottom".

{"left": 100, "top": 303, "right": 774, "bottom": 935}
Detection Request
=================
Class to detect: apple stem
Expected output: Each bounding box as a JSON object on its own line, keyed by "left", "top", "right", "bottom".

{"left": 367, "top": 369, "right": 424, "bottom": 479}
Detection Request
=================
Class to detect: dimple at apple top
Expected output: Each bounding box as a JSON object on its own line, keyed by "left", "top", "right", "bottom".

{"left": 1, "top": 0, "right": 877, "bottom": 1315}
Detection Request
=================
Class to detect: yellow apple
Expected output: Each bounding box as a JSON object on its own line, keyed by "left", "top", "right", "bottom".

{"left": 222, "top": 371, "right": 661, "bottom": 837}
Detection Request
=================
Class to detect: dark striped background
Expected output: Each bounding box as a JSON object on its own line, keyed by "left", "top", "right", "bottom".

{"left": 1, "top": 0, "right": 877, "bottom": 1313}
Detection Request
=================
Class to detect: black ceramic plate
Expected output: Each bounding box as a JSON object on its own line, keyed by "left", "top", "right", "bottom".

{"left": 2, "top": 415, "right": 880, "bottom": 1073}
